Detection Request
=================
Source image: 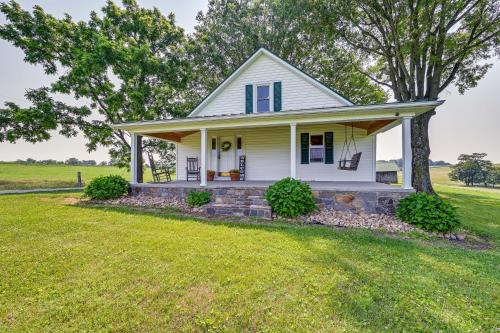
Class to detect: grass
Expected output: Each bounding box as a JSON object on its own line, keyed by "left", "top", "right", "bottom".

{"left": 436, "top": 185, "right": 500, "bottom": 245}
{"left": 0, "top": 163, "right": 153, "bottom": 190}
{"left": 0, "top": 187, "right": 499, "bottom": 332}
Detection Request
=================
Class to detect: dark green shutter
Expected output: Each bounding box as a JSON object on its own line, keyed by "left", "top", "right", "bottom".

{"left": 301, "top": 133, "right": 309, "bottom": 164}
{"left": 273, "top": 81, "right": 282, "bottom": 111}
{"left": 325, "top": 132, "right": 334, "bottom": 164}
{"left": 245, "top": 85, "right": 253, "bottom": 114}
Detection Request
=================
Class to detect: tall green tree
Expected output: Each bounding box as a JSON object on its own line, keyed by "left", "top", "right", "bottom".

{"left": 449, "top": 153, "right": 494, "bottom": 186}
{"left": 315, "top": 0, "right": 500, "bottom": 193}
{"left": 0, "top": 0, "right": 191, "bottom": 166}
{"left": 187, "top": 0, "right": 387, "bottom": 108}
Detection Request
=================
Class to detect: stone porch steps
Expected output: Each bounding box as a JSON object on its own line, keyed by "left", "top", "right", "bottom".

{"left": 203, "top": 188, "right": 272, "bottom": 219}
{"left": 203, "top": 203, "right": 272, "bottom": 219}
{"left": 214, "top": 195, "right": 268, "bottom": 206}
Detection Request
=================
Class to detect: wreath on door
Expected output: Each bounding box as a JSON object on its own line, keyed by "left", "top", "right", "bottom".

{"left": 221, "top": 141, "right": 232, "bottom": 152}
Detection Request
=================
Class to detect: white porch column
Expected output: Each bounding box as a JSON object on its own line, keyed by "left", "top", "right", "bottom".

{"left": 130, "top": 133, "right": 138, "bottom": 184}
{"left": 200, "top": 128, "right": 207, "bottom": 187}
{"left": 290, "top": 122, "right": 297, "bottom": 178}
{"left": 402, "top": 117, "right": 413, "bottom": 189}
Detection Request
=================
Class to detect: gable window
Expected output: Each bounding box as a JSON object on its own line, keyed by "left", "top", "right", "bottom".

{"left": 310, "top": 134, "right": 324, "bottom": 163}
{"left": 257, "top": 85, "right": 270, "bottom": 112}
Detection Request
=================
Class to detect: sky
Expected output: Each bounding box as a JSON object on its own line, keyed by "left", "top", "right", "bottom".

{"left": 0, "top": 0, "right": 499, "bottom": 164}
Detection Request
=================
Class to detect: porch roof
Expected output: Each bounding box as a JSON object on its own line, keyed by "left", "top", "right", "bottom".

{"left": 113, "top": 100, "right": 443, "bottom": 139}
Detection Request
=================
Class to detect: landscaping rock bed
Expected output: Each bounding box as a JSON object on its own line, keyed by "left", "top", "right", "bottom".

{"left": 101, "top": 194, "right": 188, "bottom": 210}
{"left": 96, "top": 194, "right": 467, "bottom": 241}
{"left": 305, "top": 209, "right": 417, "bottom": 232}
{"left": 304, "top": 209, "right": 467, "bottom": 240}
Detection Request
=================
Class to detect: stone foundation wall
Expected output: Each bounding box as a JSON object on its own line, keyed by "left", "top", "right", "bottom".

{"left": 131, "top": 185, "right": 267, "bottom": 199}
{"left": 131, "top": 185, "right": 411, "bottom": 215}
{"left": 313, "top": 190, "right": 409, "bottom": 215}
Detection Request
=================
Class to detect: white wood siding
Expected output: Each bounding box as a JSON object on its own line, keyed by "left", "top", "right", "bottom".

{"left": 176, "top": 124, "right": 375, "bottom": 182}
{"left": 195, "top": 54, "right": 345, "bottom": 117}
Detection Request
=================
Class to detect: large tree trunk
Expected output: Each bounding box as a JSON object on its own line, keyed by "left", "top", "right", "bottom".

{"left": 411, "top": 110, "right": 436, "bottom": 194}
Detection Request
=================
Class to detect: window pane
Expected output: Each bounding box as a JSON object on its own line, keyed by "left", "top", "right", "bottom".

{"left": 257, "top": 99, "right": 269, "bottom": 112}
{"left": 257, "top": 85, "right": 269, "bottom": 99}
{"left": 237, "top": 137, "right": 242, "bottom": 149}
{"left": 310, "top": 135, "right": 323, "bottom": 146}
{"left": 211, "top": 138, "right": 216, "bottom": 150}
{"left": 310, "top": 148, "right": 324, "bottom": 162}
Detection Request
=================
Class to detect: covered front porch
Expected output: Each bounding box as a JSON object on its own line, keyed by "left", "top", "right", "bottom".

{"left": 114, "top": 100, "right": 443, "bottom": 192}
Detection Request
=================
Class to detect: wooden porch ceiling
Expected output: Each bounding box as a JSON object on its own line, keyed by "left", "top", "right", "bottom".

{"left": 349, "top": 119, "right": 396, "bottom": 135}
{"left": 146, "top": 130, "right": 197, "bottom": 143}
{"left": 143, "top": 119, "right": 397, "bottom": 142}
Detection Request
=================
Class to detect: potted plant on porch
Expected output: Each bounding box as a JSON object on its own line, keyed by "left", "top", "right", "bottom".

{"left": 229, "top": 169, "right": 240, "bottom": 181}
{"left": 207, "top": 170, "right": 215, "bottom": 181}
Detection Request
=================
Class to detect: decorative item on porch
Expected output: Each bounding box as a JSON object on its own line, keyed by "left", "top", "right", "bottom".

{"left": 207, "top": 169, "right": 215, "bottom": 181}
{"left": 239, "top": 155, "right": 246, "bottom": 181}
{"left": 221, "top": 141, "right": 232, "bottom": 151}
{"left": 338, "top": 122, "right": 362, "bottom": 171}
{"left": 229, "top": 169, "right": 240, "bottom": 181}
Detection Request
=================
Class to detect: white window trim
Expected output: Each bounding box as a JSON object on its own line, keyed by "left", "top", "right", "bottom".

{"left": 309, "top": 133, "right": 325, "bottom": 163}
{"left": 253, "top": 83, "right": 274, "bottom": 113}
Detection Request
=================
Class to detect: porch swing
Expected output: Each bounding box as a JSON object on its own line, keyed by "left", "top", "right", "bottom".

{"left": 338, "top": 122, "right": 362, "bottom": 171}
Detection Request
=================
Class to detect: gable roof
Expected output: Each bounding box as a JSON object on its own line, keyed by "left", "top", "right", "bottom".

{"left": 188, "top": 47, "right": 354, "bottom": 117}
{"left": 376, "top": 161, "right": 401, "bottom": 172}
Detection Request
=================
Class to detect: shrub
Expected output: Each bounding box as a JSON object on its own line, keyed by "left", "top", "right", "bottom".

{"left": 187, "top": 191, "right": 212, "bottom": 207}
{"left": 396, "top": 193, "right": 460, "bottom": 232}
{"left": 229, "top": 169, "right": 240, "bottom": 174}
{"left": 265, "top": 177, "right": 317, "bottom": 218}
{"left": 84, "top": 175, "right": 129, "bottom": 200}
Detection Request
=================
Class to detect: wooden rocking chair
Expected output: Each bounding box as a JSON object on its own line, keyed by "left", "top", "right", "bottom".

{"left": 186, "top": 157, "right": 200, "bottom": 181}
{"left": 148, "top": 153, "right": 172, "bottom": 183}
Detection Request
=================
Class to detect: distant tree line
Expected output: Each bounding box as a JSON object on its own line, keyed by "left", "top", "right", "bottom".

{"left": 449, "top": 153, "right": 499, "bottom": 187}
{"left": 377, "top": 159, "right": 451, "bottom": 169}
{"left": 4, "top": 158, "right": 115, "bottom": 166}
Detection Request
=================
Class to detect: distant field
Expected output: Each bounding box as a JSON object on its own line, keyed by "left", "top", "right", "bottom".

{"left": 0, "top": 163, "right": 154, "bottom": 191}
{"left": 398, "top": 166, "right": 499, "bottom": 190}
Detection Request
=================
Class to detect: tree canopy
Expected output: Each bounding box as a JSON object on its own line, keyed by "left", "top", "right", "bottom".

{"left": 314, "top": 0, "right": 499, "bottom": 193}
{"left": 0, "top": 0, "right": 191, "bottom": 166}
{"left": 449, "top": 153, "right": 497, "bottom": 187}
{"left": 187, "top": 0, "right": 387, "bottom": 107}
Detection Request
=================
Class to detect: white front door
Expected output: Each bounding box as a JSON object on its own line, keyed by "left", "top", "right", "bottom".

{"left": 219, "top": 136, "right": 235, "bottom": 176}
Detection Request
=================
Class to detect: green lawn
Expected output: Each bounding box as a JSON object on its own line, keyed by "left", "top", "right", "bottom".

{"left": 0, "top": 186, "right": 498, "bottom": 332}
{"left": 0, "top": 163, "right": 153, "bottom": 190}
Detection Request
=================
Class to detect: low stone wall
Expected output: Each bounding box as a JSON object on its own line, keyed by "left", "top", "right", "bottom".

{"left": 131, "top": 184, "right": 411, "bottom": 215}
{"left": 131, "top": 185, "right": 266, "bottom": 199}
{"left": 313, "top": 190, "right": 409, "bottom": 215}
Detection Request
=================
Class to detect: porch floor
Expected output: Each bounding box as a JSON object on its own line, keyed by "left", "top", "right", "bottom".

{"left": 133, "top": 180, "right": 413, "bottom": 193}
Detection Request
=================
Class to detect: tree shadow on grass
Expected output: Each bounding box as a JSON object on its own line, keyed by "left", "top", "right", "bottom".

{"left": 70, "top": 202, "right": 498, "bottom": 331}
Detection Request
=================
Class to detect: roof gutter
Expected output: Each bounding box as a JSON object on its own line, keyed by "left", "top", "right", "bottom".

{"left": 113, "top": 100, "right": 443, "bottom": 132}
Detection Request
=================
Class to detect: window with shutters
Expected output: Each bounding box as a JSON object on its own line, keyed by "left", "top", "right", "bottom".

{"left": 257, "top": 85, "right": 270, "bottom": 112}
{"left": 310, "top": 134, "right": 324, "bottom": 163}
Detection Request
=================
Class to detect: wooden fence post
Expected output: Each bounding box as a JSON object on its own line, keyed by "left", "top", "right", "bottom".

{"left": 77, "top": 172, "right": 83, "bottom": 187}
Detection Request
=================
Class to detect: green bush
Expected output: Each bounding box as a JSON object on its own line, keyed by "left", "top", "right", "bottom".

{"left": 187, "top": 191, "right": 212, "bottom": 207}
{"left": 396, "top": 193, "right": 460, "bottom": 232}
{"left": 83, "top": 175, "right": 129, "bottom": 200}
{"left": 265, "top": 177, "right": 317, "bottom": 218}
